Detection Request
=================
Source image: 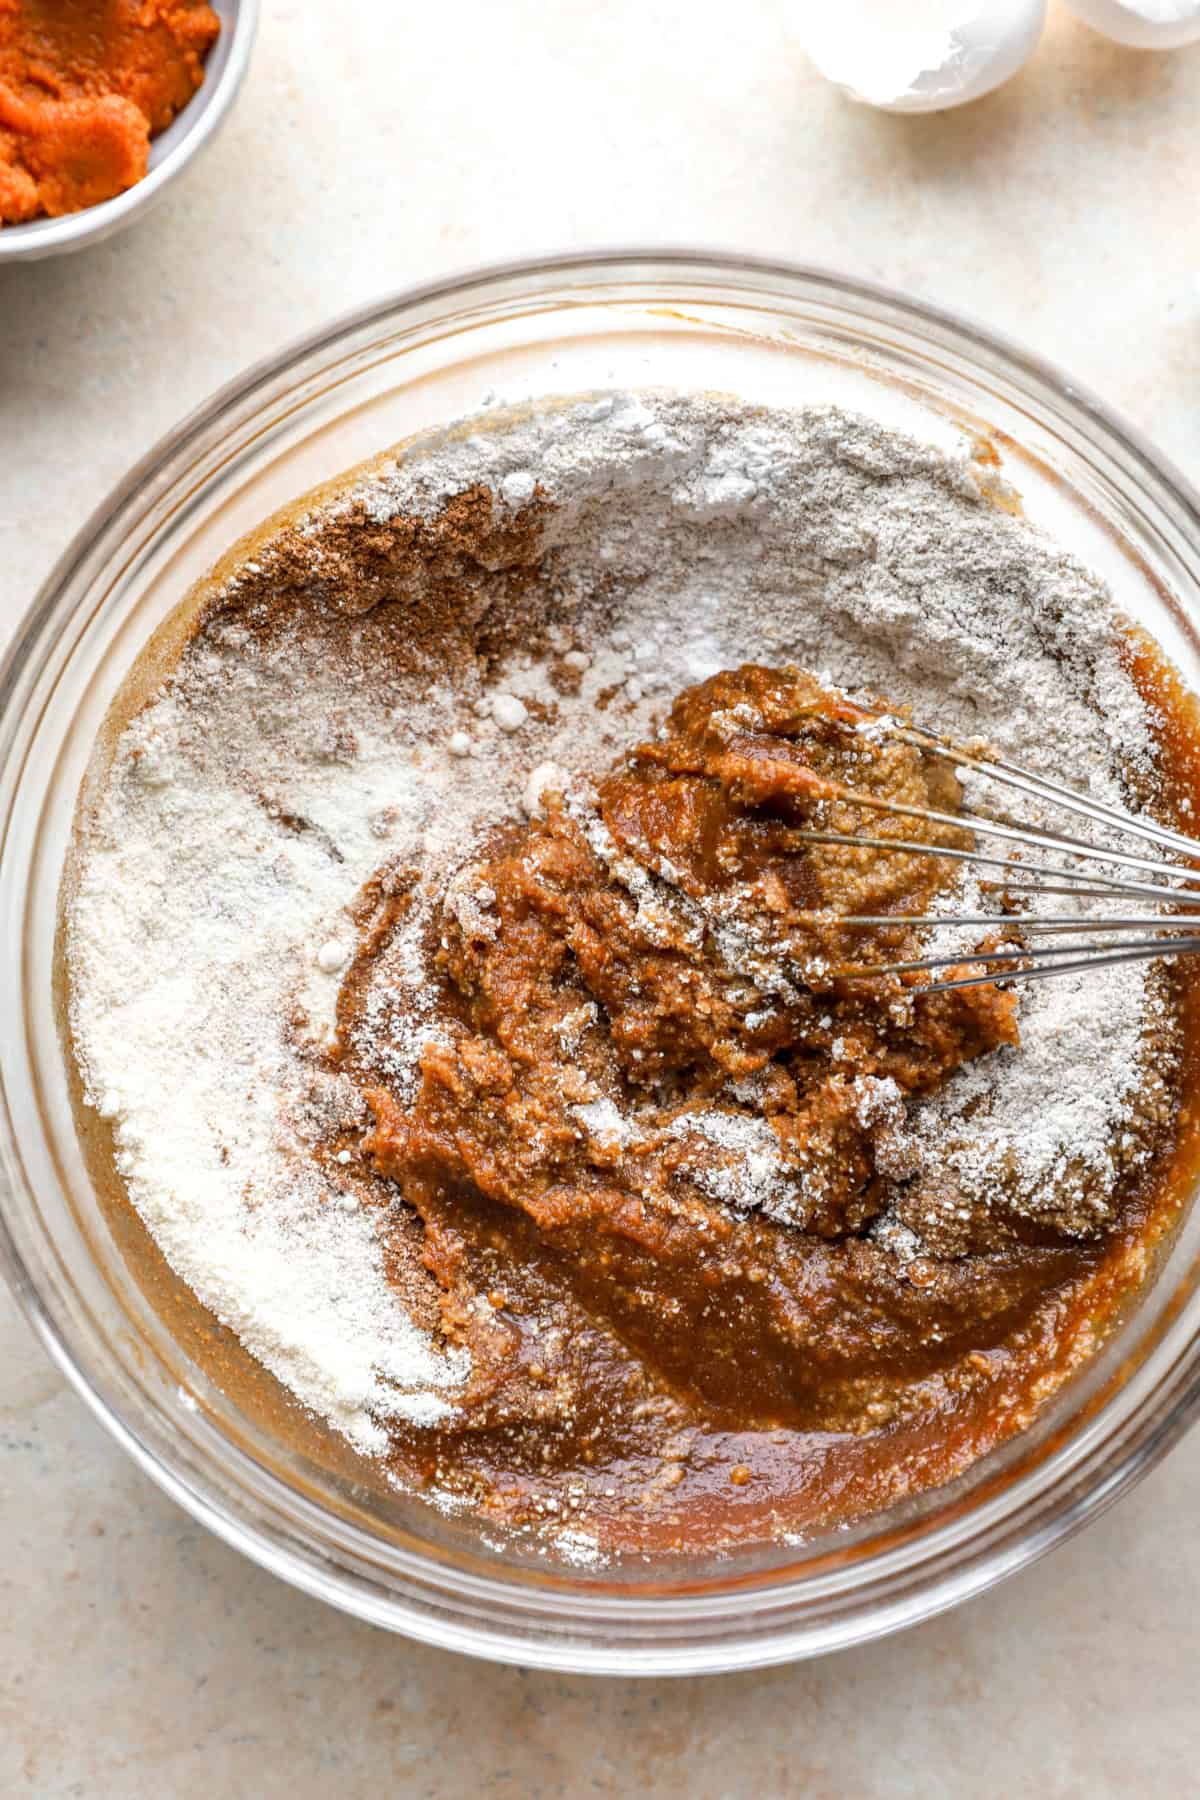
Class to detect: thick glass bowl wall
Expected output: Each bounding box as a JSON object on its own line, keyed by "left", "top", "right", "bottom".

{"left": 3, "top": 253, "right": 1200, "bottom": 1673}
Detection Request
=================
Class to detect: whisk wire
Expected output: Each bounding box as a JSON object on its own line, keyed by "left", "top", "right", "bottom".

{"left": 790, "top": 826, "right": 1200, "bottom": 908}
{"left": 889, "top": 718, "right": 1200, "bottom": 864}
{"left": 925, "top": 940, "right": 1200, "bottom": 995}
{"left": 831, "top": 913, "right": 1200, "bottom": 934}
{"left": 814, "top": 783, "right": 1200, "bottom": 887}
{"left": 835, "top": 935, "right": 1200, "bottom": 982}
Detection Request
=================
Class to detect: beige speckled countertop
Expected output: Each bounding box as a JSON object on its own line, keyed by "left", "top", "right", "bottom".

{"left": 2, "top": 3, "right": 1200, "bottom": 1793}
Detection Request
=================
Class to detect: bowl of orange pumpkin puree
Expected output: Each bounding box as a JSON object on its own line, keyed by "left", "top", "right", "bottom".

{"left": 0, "top": 0, "right": 255, "bottom": 260}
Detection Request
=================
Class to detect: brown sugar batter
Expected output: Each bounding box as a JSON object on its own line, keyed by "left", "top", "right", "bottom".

{"left": 0, "top": 0, "right": 220, "bottom": 224}
{"left": 356, "top": 667, "right": 1030, "bottom": 1433}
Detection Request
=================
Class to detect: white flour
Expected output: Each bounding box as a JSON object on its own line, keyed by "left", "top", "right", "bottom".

{"left": 67, "top": 392, "right": 1167, "bottom": 1454}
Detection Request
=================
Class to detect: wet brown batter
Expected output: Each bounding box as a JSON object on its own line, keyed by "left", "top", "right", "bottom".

{"left": 325, "top": 665, "right": 1189, "bottom": 1548}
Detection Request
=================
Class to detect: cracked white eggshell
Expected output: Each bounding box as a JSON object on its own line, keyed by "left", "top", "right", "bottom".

{"left": 800, "top": 0, "right": 1047, "bottom": 113}
{"left": 1061, "top": 0, "right": 1200, "bottom": 48}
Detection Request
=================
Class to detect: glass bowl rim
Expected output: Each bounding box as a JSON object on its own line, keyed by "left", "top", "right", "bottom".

{"left": 3, "top": 246, "right": 1200, "bottom": 1674}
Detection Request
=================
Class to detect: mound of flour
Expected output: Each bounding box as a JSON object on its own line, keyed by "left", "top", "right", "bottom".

{"left": 67, "top": 392, "right": 1165, "bottom": 1452}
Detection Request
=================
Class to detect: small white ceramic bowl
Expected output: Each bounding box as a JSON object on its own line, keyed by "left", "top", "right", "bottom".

{"left": 0, "top": 0, "right": 257, "bottom": 263}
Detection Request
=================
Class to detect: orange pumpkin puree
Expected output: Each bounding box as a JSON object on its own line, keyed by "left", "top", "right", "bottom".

{"left": 0, "top": 1, "right": 220, "bottom": 225}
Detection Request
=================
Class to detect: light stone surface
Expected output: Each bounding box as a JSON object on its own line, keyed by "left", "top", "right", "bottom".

{"left": 2, "top": 2, "right": 1199, "bottom": 1792}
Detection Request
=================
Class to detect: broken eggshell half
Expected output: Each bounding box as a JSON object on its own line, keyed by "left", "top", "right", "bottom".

{"left": 799, "top": 0, "right": 1047, "bottom": 112}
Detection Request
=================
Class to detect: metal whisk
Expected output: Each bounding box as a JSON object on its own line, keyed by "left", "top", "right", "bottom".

{"left": 794, "top": 711, "right": 1200, "bottom": 994}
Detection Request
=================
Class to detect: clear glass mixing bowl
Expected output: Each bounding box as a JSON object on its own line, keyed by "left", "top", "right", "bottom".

{"left": 3, "top": 252, "right": 1200, "bottom": 1675}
